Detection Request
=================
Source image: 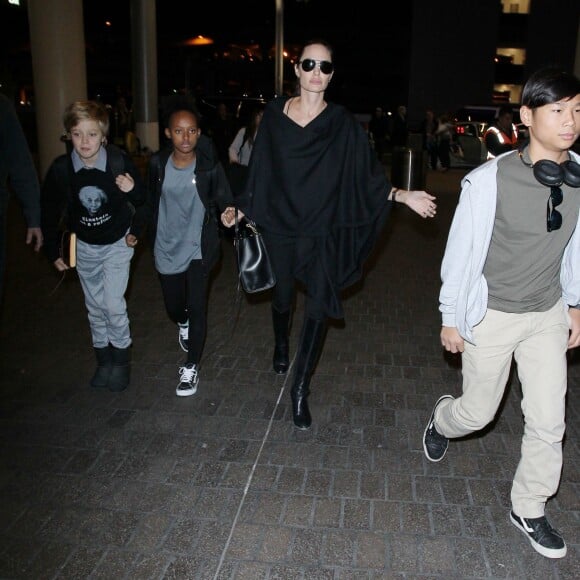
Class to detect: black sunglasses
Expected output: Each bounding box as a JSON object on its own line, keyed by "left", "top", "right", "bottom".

{"left": 531, "top": 162, "right": 566, "bottom": 232}
{"left": 519, "top": 152, "right": 568, "bottom": 233}
{"left": 546, "top": 186, "right": 563, "bottom": 232}
{"left": 299, "top": 59, "right": 334, "bottom": 74}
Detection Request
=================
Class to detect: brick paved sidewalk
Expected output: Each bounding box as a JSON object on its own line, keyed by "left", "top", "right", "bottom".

{"left": 0, "top": 168, "right": 577, "bottom": 579}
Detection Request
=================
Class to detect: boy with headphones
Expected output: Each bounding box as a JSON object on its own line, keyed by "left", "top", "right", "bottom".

{"left": 423, "top": 68, "right": 580, "bottom": 558}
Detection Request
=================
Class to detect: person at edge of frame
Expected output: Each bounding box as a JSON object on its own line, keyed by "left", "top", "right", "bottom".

{"left": 423, "top": 67, "right": 580, "bottom": 560}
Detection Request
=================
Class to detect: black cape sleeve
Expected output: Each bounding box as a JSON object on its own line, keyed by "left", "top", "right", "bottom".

{"left": 238, "top": 97, "right": 393, "bottom": 318}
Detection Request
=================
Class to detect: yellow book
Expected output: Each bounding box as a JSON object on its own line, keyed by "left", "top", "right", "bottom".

{"left": 68, "top": 232, "right": 76, "bottom": 268}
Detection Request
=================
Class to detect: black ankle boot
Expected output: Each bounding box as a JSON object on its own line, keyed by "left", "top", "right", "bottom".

{"left": 90, "top": 346, "right": 112, "bottom": 389}
{"left": 290, "top": 317, "right": 326, "bottom": 429}
{"left": 272, "top": 308, "right": 291, "bottom": 374}
{"left": 108, "top": 346, "right": 131, "bottom": 392}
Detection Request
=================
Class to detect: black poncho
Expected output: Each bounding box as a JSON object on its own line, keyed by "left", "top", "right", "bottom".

{"left": 237, "top": 96, "right": 393, "bottom": 318}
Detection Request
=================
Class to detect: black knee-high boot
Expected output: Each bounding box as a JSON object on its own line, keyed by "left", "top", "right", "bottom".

{"left": 290, "top": 317, "right": 326, "bottom": 429}
{"left": 272, "top": 307, "right": 291, "bottom": 374}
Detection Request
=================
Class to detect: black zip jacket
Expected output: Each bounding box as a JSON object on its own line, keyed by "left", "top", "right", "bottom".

{"left": 131, "top": 134, "right": 234, "bottom": 272}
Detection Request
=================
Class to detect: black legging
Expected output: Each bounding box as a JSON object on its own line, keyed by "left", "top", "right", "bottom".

{"left": 158, "top": 259, "right": 208, "bottom": 364}
{"left": 438, "top": 137, "right": 451, "bottom": 170}
{"left": 264, "top": 232, "right": 326, "bottom": 321}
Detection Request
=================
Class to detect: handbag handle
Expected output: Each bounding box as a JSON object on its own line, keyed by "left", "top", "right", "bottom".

{"left": 234, "top": 208, "right": 258, "bottom": 237}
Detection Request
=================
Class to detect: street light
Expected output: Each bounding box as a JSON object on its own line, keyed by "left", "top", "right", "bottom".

{"left": 183, "top": 35, "right": 214, "bottom": 47}
{"left": 275, "top": 0, "right": 283, "bottom": 95}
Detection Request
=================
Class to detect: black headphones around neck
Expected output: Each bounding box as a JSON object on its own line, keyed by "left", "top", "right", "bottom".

{"left": 518, "top": 142, "right": 580, "bottom": 188}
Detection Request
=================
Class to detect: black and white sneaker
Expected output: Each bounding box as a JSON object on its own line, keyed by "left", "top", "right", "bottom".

{"left": 178, "top": 321, "right": 189, "bottom": 352}
{"left": 510, "top": 511, "right": 567, "bottom": 558}
{"left": 423, "top": 395, "right": 454, "bottom": 462}
{"left": 176, "top": 363, "right": 199, "bottom": 397}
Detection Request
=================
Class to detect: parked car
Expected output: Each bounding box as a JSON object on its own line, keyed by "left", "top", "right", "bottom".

{"left": 455, "top": 120, "right": 487, "bottom": 139}
{"left": 455, "top": 104, "right": 521, "bottom": 125}
{"left": 451, "top": 121, "right": 488, "bottom": 167}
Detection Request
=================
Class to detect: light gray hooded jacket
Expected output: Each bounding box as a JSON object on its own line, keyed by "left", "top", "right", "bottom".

{"left": 439, "top": 149, "right": 580, "bottom": 345}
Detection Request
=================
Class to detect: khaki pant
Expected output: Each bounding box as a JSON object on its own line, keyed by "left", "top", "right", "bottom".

{"left": 435, "top": 301, "right": 569, "bottom": 517}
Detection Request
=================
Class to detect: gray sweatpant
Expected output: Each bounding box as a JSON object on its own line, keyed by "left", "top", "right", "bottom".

{"left": 76, "top": 234, "right": 134, "bottom": 349}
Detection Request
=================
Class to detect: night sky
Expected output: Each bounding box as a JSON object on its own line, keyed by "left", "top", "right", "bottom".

{"left": 1, "top": 0, "right": 414, "bottom": 112}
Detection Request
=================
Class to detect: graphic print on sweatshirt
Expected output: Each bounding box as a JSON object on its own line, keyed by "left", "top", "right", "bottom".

{"left": 79, "top": 185, "right": 109, "bottom": 226}
{"left": 70, "top": 166, "right": 134, "bottom": 245}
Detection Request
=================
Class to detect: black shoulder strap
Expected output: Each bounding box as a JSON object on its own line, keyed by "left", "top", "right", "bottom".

{"left": 106, "top": 143, "right": 125, "bottom": 177}
{"left": 53, "top": 155, "right": 70, "bottom": 189}
{"left": 55, "top": 154, "right": 74, "bottom": 202}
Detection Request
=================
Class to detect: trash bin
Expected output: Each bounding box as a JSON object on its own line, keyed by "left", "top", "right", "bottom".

{"left": 390, "top": 147, "right": 427, "bottom": 190}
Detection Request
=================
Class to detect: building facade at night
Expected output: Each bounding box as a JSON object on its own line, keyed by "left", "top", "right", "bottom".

{"left": 405, "top": 0, "right": 580, "bottom": 128}
{"left": 1, "top": 0, "right": 579, "bottom": 146}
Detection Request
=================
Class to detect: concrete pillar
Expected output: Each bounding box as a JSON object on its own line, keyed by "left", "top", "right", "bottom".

{"left": 28, "top": 0, "right": 87, "bottom": 179}
{"left": 131, "top": 0, "right": 159, "bottom": 152}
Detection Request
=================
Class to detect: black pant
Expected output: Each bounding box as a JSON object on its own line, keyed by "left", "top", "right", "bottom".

{"left": 426, "top": 141, "right": 438, "bottom": 170}
{"left": 264, "top": 232, "right": 326, "bottom": 322}
{"left": 438, "top": 138, "right": 451, "bottom": 169}
{"left": 158, "top": 259, "right": 208, "bottom": 364}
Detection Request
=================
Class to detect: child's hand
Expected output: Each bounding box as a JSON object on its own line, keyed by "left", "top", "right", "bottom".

{"left": 116, "top": 172, "right": 135, "bottom": 192}
{"left": 440, "top": 326, "right": 464, "bottom": 353}
{"left": 568, "top": 308, "right": 580, "bottom": 349}
{"left": 126, "top": 234, "right": 138, "bottom": 248}
{"left": 53, "top": 257, "right": 69, "bottom": 272}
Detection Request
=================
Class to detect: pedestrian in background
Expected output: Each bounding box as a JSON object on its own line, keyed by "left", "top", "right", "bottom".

{"left": 226, "top": 106, "right": 264, "bottom": 196}
{"left": 0, "top": 93, "right": 42, "bottom": 302}
{"left": 423, "top": 67, "right": 580, "bottom": 559}
{"left": 484, "top": 103, "right": 519, "bottom": 159}
{"left": 221, "top": 39, "right": 437, "bottom": 430}
{"left": 41, "top": 100, "right": 145, "bottom": 392}
{"left": 435, "top": 112, "right": 454, "bottom": 171}
{"left": 368, "top": 105, "right": 390, "bottom": 163}
{"left": 228, "top": 106, "right": 263, "bottom": 166}
{"left": 390, "top": 104, "right": 408, "bottom": 147}
{"left": 420, "top": 107, "right": 439, "bottom": 170}
{"left": 207, "top": 102, "right": 237, "bottom": 166}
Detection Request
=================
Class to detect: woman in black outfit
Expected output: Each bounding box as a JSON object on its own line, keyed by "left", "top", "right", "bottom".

{"left": 221, "top": 39, "right": 437, "bottom": 429}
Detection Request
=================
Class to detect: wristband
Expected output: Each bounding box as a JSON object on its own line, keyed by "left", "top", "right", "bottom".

{"left": 391, "top": 188, "right": 399, "bottom": 201}
{"left": 569, "top": 304, "right": 580, "bottom": 310}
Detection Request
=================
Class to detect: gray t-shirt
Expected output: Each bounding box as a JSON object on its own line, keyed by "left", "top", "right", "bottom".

{"left": 154, "top": 157, "right": 205, "bottom": 275}
{"left": 484, "top": 151, "right": 580, "bottom": 313}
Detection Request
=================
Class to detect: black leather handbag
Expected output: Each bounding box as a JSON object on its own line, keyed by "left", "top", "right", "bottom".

{"left": 233, "top": 210, "right": 276, "bottom": 293}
